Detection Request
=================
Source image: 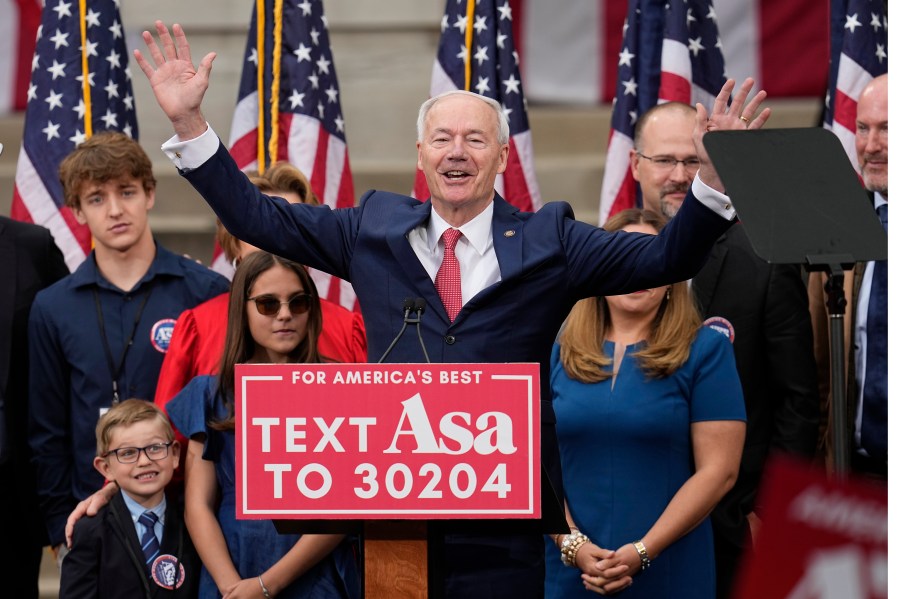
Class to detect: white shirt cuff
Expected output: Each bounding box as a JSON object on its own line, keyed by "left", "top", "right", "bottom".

{"left": 161, "top": 124, "right": 219, "bottom": 171}
{"left": 691, "top": 173, "right": 737, "bottom": 221}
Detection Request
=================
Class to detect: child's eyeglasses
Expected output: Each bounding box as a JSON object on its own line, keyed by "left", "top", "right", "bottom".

{"left": 104, "top": 442, "right": 174, "bottom": 464}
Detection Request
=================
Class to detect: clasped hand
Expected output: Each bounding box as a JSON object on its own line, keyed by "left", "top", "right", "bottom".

{"left": 574, "top": 541, "right": 637, "bottom": 595}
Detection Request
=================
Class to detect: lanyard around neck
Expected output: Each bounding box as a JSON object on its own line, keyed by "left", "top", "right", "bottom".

{"left": 93, "top": 284, "right": 154, "bottom": 404}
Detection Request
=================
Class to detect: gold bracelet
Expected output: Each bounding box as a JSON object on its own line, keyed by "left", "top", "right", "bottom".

{"left": 551, "top": 528, "right": 573, "bottom": 549}
{"left": 559, "top": 530, "right": 589, "bottom": 568}
{"left": 632, "top": 540, "right": 651, "bottom": 571}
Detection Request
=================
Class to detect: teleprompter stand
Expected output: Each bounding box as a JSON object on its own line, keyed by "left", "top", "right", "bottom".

{"left": 704, "top": 128, "right": 887, "bottom": 477}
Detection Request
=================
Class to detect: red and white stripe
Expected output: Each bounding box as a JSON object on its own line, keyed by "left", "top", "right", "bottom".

{"left": 11, "top": 150, "right": 88, "bottom": 270}
{"left": 827, "top": 57, "right": 873, "bottom": 173}
{"left": 0, "top": 0, "right": 41, "bottom": 114}
{"left": 224, "top": 91, "right": 359, "bottom": 312}
{"left": 517, "top": 0, "right": 827, "bottom": 104}
{"left": 597, "top": 130, "right": 637, "bottom": 227}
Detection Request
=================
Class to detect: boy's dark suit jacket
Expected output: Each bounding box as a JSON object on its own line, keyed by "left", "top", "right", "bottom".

{"left": 60, "top": 491, "right": 200, "bottom": 599}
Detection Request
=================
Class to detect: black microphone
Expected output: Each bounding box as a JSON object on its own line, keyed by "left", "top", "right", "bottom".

{"left": 409, "top": 298, "right": 431, "bottom": 363}
{"left": 377, "top": 298, "right": 416, "bottom": 363}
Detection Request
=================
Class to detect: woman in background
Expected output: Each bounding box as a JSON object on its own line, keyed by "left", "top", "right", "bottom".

{"left": 544, "top": 209, "right": 745, "bottom": 598}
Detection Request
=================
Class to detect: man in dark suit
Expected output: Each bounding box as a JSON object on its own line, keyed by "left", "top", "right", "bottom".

{"left": 629, "top": 102, "right": 820, "bottom": 599}
{"left": 0, "top": 215, "right": 69, "bottom": 599}
{"left": 132, "top": 22, "right": 770, "bottom": 598}
{"left": 809, "top": 73, "right": 888, "bottom": 480}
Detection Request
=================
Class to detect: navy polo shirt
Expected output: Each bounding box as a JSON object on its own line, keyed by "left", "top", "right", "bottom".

{"left": 28, "top": 243, "right": 229, "bottom": 546}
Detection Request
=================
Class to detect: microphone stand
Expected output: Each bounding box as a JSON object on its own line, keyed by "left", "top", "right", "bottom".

{"left": 409, "top": 298, "right": 430, "bottom": 364}
{"left": 377, "top": 298, "right": 414, "bottom": 364}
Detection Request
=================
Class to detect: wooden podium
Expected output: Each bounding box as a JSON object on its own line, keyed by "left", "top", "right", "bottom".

{"left": 363, "top": 521, "right": 429, "bottom": 598}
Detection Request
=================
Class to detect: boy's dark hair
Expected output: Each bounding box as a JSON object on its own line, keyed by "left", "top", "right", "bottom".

{"left": 58, "top": 131, "right": 157, "bottom": 209}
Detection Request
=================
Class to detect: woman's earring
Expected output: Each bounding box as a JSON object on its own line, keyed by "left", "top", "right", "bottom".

{"left": 666, "top": 288, "right": 672, "bottom": 301}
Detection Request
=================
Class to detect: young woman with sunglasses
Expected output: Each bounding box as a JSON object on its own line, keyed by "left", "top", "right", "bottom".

{"left": 166, "top": 251, "right": 360, "bottom": 599}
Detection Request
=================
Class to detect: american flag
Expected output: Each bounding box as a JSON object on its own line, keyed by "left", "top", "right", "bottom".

{"left": 0, "top": 0, "right": 42, "bottom": 114}
{"left": 10, "top": 0, "right": 137, "bottom": 271}
{"left": 822, "top": 0, "right": 887, "bottom": 169}
{"left": 512, "top": 0, "right": 828, "bottom": 105}
{"left": 221, "top": 0, "right": 358, "bottom": 312}
{"left": 412, "top": 0, "right": 541, "bottom": 212}
{"left": 598, "top": 0, "right": 726, "bottom": 225}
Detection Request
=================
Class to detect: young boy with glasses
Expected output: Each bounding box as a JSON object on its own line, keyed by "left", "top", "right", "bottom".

{"left": 60, "top": 400, "right": 199, "bottom": 598}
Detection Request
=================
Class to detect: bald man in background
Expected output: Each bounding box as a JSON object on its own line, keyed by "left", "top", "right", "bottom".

{"left": 809, "top": 73, "right": 888, "bottom": 481}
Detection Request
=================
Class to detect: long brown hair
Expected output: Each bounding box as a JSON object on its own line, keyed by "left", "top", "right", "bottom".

{"left": 559, "top": 209, "right": 701, "bottom": 382}
{"left": 212, "top": 251, "right": 324, "bottom": 430}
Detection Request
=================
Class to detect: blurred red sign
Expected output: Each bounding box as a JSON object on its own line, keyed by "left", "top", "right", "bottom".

{"left": 732, "top": 456, "right": 887, "bottom": 599}
{"left": 235, "top": 363, "right": 541, "bottom": 520}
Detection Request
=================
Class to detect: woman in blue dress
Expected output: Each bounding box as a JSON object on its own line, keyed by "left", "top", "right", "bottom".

{"left": 167, "top": 251, "right": 360, "bottom": 599}
{"left": 544, "top": 209, "right": 746, "bottom": 598}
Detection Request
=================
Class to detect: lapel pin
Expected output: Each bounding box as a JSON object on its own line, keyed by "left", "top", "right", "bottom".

{"left": 504, "top": 230, "right": 516, "bottom": 237}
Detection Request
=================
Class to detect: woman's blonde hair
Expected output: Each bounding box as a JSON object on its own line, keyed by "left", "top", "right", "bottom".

{"left": 558, "top": 209, "right": 701, "bottom": 382}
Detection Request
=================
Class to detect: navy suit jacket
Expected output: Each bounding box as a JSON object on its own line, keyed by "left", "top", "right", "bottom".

{"left": 184, "top": 142, "right": 734, "bottom": 498}
{"left": 60, "top": 491, "right": 200, "bottom": 599}
{"left": 0, "top": 217, "right": 68, "bottom": 547}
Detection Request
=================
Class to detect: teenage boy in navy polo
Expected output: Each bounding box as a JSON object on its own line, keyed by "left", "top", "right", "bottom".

{"left": 28, "top": 131, "right": 229, "bottom": 564}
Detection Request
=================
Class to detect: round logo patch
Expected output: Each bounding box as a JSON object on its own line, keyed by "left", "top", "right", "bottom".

{"left": 150, "top": 319, "right": 177, "bottom": 353}
{"left": 150, "top": 554, "right": 186, "bottom": 590}
{"left": 703, "top": 316, "right": 735, "bottom": 344}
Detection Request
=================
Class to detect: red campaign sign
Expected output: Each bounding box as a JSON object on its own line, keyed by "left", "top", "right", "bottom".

{"left": 732, "top": 456, "right": 887, "bottom": 599}
{"left": 235, "top": 363, "right": 541, "bottom": 520}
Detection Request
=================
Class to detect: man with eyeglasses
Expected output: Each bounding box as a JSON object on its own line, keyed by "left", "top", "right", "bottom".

{"left": 630, "top": 101, "right": 820, "bottom": 599}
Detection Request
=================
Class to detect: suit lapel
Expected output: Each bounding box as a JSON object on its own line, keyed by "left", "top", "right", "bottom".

{"left": 385, "top": 198, "right": 445, "bottom": 317}
{"left": 0, "top": 221, "right": 16, "bottom": 395}
{"left": 109, "top": 492, "right": 143, "bottom": 549}
{"left": 691, "top": 233, "right": 728, "bottom": 314}
{"left": 490, "top": 196, "right": 524, "bottom": 281}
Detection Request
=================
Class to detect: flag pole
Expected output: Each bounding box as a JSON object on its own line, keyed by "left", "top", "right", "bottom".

{"left": 268, "top": 0, "right": 284, "bottom": 165}
{"left": 78, "top": 0, "right": 92, "bottom": 138}
{"left": 463, "top": 0, "right": 475, "bottom": 91}
{"left": 256, "top": 0, "right": 266, "bottom": 172}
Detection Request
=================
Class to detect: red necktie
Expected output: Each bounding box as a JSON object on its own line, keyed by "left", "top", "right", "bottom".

{"left": 436, "top": 228, "right": 463, "bottom": 321}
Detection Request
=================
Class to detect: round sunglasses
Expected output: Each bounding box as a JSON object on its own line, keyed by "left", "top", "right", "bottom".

{"left": 247, "top": 293, "right": 313, "bottom": 316}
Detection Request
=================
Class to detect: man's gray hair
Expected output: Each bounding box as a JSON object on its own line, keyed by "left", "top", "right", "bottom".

{"left": 417, "top": 90, "right": 510, "bottom": 145}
